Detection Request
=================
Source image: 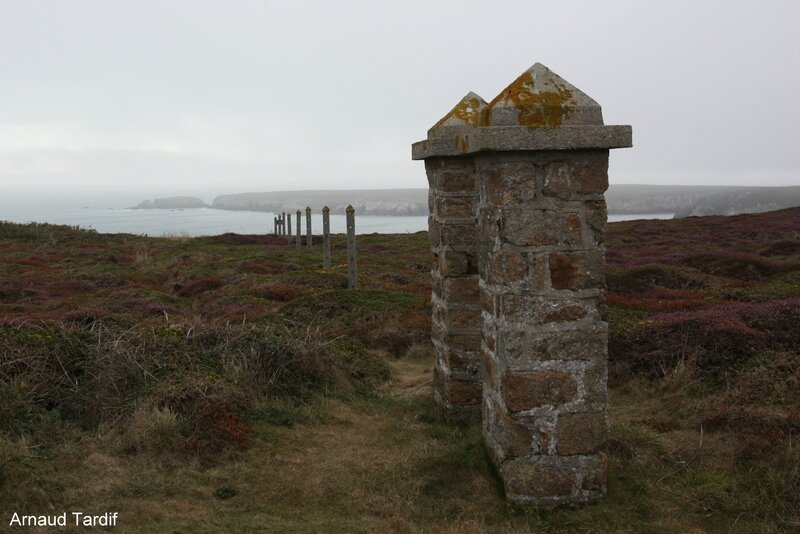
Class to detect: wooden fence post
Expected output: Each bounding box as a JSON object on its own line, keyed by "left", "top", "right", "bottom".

{"left": 346, "top": 205, "right": 357, "bottom": 288}
{"left": 322, "top": 206, "right": 331, "bottom": 268}
{"left": 295, "top": 210, "right": 302, "bottom": 250}
{"left": 306, "top": 207, "right": 312, "bottom": 249}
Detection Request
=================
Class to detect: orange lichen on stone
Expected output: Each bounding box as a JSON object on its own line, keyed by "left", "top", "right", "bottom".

{"left": 429, "top": 92, "right": 487, "bottom": 136}
{"left": 433, "top": 93, "right": 484, "bottom": 129}
{"left": 481, "top": 70, "right": 574, "bottom": 128}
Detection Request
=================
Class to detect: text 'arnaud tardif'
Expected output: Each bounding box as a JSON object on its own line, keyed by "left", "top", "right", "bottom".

{"left": 9, "top": 512, "right": 119, "bottom": 527}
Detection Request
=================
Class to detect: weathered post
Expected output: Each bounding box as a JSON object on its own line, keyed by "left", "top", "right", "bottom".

{"left": 345, "top": 205, "right": 357, "bottom": 288}
{"left": 281, "top": 212, "right": 286, "bottom": 236}
{"left": 413, "top": 63, "right": 632, "bottom": 507}
{"left": 305, "top": 207, "right": 312, "bottom": 250}
{"left": 287, "top": 211, "right": 292, "bottom": 239}
{"left": 295, "top": 210, "right": 302, "bottom": 250}
{"left": 322, "top": 206, "right": 331, "bottom": 268}
{"left": 273, "top": 216, "right": 277, "bottom": 235}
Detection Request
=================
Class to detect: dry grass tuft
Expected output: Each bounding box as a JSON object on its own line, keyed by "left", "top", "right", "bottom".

{"left": 121, "top": 406, "right": 182, "bottom": 454}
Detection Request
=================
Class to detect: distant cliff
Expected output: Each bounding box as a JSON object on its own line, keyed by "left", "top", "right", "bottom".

{"left": 132, "top": 196, "right": 207, "bottom": 209}
{"left": 211, "top": 190, "right": 427, "bottom": 216}
{"left": 672, "top": 186, "right": 800, "bottom": 218}
{"left": 129, "top": 185, "right": 800, "bottom": 217}
{"left": 606, "top": 184, "right": 800, "bottom": 216}
{"left": 605, "top": 185, "right": 747, "bottom": 214}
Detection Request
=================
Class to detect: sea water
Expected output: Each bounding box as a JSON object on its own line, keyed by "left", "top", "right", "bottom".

{"left": 0, "top": 192, "right": 672, "bottom": 236}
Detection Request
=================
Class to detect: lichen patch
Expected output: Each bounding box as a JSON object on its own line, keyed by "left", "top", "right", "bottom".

{"left": 431, "top": 92, "right": 487, "bottom": 130}
{"left": 481, "top": 70, "right": 575, "bottom": 128}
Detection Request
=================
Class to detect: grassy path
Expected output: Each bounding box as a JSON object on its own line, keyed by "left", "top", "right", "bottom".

{"left": 93, "top": 356, "right": 510, "bottom": 533}
{"left": 14, "top": 353, "right": 793, "bottom": 533}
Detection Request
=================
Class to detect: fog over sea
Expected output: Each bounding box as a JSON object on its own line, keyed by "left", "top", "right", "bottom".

{"left": 1, "top": 192, "right": 672, "bottom": 237}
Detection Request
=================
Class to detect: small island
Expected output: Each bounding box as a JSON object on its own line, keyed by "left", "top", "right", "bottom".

{"left": 131, "top": 196, "right": 208, "bottom": 209}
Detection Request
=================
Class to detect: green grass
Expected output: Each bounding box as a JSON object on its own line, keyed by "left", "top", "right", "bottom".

{"left": 1, "top": 211, "right": 799, "bottom": 532}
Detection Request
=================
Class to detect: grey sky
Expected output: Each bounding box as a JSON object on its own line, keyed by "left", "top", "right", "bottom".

{"left": 1, "top": 0, "right": 798, "bottom": 196}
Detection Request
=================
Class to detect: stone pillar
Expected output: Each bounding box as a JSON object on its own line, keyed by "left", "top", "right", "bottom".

{"left": 423, "top": 92, "right": 486, "bottom": 419}
{"left": 295, "top": 210, "right": 302, "bottom": 250}
{"left": 287, "top": 211, "right": 292, "bottom": 238}
{"left": 346, "top": 205, "right": 357, "bottom": 288}
{"left": 281, "top": 213, "right": 287, "bottom": 236}
{"left": 273, "top": 216, "right": 277, "bottom": 235}
{"left": 412, "top": 63, "right": 631, "bottom": 507}
{"left": 322, "top": 206, "right": 331, "bottom": 268}
{"left": 305, "top": 207, "right": 312, "bottom": 249}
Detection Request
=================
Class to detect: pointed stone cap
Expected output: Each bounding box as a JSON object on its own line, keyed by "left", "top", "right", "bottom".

{"left": 412, "top": 62, "right": 631, "bottom": 159}
{"left": 296, "top": 209, "right": 301, "bottom": 214}
{"left": 480, "top": 63, "right": 603, "bottom": 128}
{"left": 427, "top": 92, "right": 487, "bottom": 138}
{"left": 322, "top": 205, "right": 330, "bottom": 212}
{"left": 345, "top": 205, "right": 355, "bottom": 213}
{"left": 306, "top": 206, "right": 311, "bottom": 212}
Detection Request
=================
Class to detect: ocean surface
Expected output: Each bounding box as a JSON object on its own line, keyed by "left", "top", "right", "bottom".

{"left": 0, "top": 193, "right": 673, "bottom": 236}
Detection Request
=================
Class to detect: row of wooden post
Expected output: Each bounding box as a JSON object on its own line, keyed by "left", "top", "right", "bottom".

{"left": 272, "top": 206, "right": 357, "bottom": 289}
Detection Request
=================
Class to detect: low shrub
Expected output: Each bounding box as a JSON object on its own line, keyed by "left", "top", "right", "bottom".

{"left": 679, "top": 252, "right": 792, "bottom": 281}
{"left": 607, "top": 263, "right": 710, "bottom": 294}
{"left": 175, "top": 276, "right": 224, "bottom": 297}
{"left": 611, "top": 299, "right": 800, "bottom": 376}
{"left": 0, "top": 221, "right": 102, "bottom": 244}
{"left": 607, "top": 290, "right": 706, "bottom": 312}
{"left": 759, "top": 239, "right": 800, "bottom": 257}
{"left": 0, "top": 319, "right": 391, "bottom": 460}
{"left": 182, "top": 398, "right": 251, "bottom": 461}
{"left": 256, "top": 283, "right": 304, "bottom": 302}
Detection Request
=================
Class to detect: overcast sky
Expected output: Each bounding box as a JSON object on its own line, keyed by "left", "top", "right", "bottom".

{"left": 1, "top": 0, "right": 798, "bottom": 197}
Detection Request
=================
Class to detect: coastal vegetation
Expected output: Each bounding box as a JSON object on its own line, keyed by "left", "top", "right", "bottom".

{"left": 0, "top": 208, "right": 798, "bottom": 531}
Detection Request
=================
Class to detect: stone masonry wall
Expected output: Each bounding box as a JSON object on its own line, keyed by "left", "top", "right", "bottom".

{"left": 427, "top": 156, "right": 483, "bottom": 418}
{"left": 477, "top": 150, "right": 610, "bottom": 506}
{"left": 413, "top": 62, "right": 631, "bottom": 507}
